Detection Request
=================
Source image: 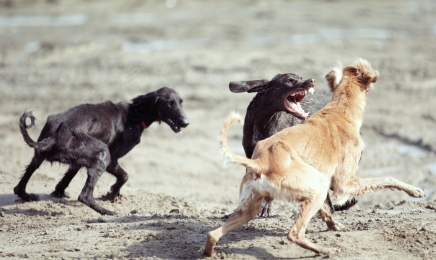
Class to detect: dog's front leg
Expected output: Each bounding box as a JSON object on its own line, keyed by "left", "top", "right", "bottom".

{"left": 78, "top": 148, "right": 115, "bottom": 215}
{"left": 318, "top": 203, "right": 344, "bottom": 231}
{"left": 79, "top": 167, "right": 115, "bottom": 215}
{"left": 103, "top": 163, "right": 129, "bottom": 202}
{"left": 288, "top": 196, "right": 340, "bottom": 255}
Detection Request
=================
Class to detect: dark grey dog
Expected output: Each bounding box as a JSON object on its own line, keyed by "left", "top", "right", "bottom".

{"left": 15, "top": 87, "right": 189, "bottom": 215}
{"left": 230, "top": 73, "right": 357, "bottom": 216}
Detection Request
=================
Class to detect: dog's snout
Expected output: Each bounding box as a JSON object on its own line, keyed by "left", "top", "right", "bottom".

{"left": 306, "top": 78, "right": 315, "bottom": 87}
{"left": 180, "top": 118, "right": 189, "bottom": 127}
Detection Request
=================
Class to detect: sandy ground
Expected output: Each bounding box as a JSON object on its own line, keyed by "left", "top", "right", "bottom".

{"left": 0, "top": 0, "right": 436, "bottom": 259}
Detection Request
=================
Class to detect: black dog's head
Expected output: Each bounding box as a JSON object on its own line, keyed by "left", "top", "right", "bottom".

{"left": 130, "top": 87, "right": 189, "bottom": 133}
{"left": 229, "top": 73, "right": 315, "bottom": 120}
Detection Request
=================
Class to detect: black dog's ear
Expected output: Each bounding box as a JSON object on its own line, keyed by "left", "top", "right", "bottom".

{"left": 229, "top": 80, "right": 269, "bottom": 93}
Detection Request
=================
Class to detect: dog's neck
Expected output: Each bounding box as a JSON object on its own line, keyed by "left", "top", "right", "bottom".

{"left": 127, "top": 106, "right": 158, "bottom": 130}
{"left": 134, "top": 113, "right": 155, "bottom": 129}
{"left": 330, "top": 75, "right": 367, "bottom": 129}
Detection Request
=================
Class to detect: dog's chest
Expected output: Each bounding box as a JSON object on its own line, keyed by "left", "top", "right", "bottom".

{"left": 110, "top": 127, "right": 142, "bottom": 157}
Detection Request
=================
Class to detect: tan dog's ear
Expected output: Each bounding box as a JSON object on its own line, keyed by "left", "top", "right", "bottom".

{"left": 347, "top": 67, "right": 358, "bottom": 75}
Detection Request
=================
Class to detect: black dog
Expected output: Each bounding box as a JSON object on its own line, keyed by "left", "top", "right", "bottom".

{"left": 15, "top": 87, "right": 189, "bottom": 215}
{"left": 230, "top": 74, "right": 329, "bottom": 159}
{"left": 230, "top": 73, "right": 357, "bottom": 216}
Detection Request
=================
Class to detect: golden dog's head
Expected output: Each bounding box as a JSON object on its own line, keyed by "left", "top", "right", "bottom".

{"left": 325, "top": 58, "right": 379, "bottom": 93}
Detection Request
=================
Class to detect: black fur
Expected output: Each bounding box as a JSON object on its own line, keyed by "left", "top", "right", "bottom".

{"left": 14, "top": 87, "right": 189, "bottom": 215}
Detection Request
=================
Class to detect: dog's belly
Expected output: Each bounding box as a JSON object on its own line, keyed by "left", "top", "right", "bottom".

{"left": 240, "top": 175, "right": 299, "bottom": 204}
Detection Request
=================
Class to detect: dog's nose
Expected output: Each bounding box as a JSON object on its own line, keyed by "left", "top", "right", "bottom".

{"left": 180, "top": 119, "right": 189, "bottom": 127}
{"left": 308, "top": 79, "right": 315, "bottom": 86}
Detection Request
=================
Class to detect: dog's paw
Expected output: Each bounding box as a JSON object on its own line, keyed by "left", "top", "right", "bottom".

{"left": 318, "top": 247, "right": 340, "bottom": 255}
{"left": 14, "top": 187, "right": 40, "bottom": 202}
{"left": 101, "top": 192, "right": 122, "bottom": 203}
{"left": 204, "top": 232, "right": 218, "bottom": 257}
{"left": 100, "top": 209, "right": 117, "bottom": 216}
{"left": 51, "top": 190, "right": 70, "bottom": 199}
{"left": 17, "top": 193, "right": 40, "bottom": 202}
{"left": 406, "top": 187, "right": 425, "bottom": 198}
{"left": 331, "top": 222, "right": 345, "bottom": 231}
{"left": 203, "top": 249, "right": 214, "bottom": 257}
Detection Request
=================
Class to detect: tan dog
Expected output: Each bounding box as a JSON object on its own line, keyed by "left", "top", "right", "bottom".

{"left": 204, "top": 59, "right": 425, "bottom": 256}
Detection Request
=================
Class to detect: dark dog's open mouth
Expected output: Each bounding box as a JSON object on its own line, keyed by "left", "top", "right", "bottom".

{"left": 284, "top": 87, "right": 314, "bottom": 120}
{"left": 165, "top": 118, "right": 187, "bottom": 133}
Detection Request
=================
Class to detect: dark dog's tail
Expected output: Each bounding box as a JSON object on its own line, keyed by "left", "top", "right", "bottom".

{"left": 19, "top": 111, "right": 54, "bottom": 151}
{"left": 333, "top": 198, "right": 358, "bottom": 212}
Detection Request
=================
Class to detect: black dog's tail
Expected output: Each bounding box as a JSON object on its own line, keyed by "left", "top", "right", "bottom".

{"left": 333, "top": 198, "right": 358, "bottom": 212}
{"left": 19, "top": 111, "right": 55, "bottom": 151}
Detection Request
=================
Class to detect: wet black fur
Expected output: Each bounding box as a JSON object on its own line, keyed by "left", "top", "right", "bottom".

{"left": 15, "top": 87, "right": 189, "bottom": 215}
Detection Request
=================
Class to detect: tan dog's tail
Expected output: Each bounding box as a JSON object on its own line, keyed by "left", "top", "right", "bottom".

{"left": 219, "top": 112, "right": 264, "bottom": 173}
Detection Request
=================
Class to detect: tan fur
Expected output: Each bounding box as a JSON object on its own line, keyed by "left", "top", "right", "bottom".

{"left": 204, "top": 59, "right": 425, "bottom": 256}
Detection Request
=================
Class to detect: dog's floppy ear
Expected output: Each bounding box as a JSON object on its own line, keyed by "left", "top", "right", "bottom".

{"left": 229, "top": 80, "right": 269, "bottom": 93}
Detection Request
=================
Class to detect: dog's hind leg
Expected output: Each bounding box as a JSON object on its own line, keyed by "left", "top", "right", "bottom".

{"left": 14, "top": 152, "right": 44, "bottom": 201}
{"left": 335, "top": 176, "right": 425, "bottom": 200}
{"left": 204, "top": 189, "right": 264, "bottom": 256}
{"left": 51, "top": 165, "right": 81, "bottom": 198}
{"left": 103, "top": 162, "right": 129, "bottom": 202}
{"left": 281, "top": 158, "right": 339, "bottom": 254}
{"left": 288, "top": 193, "right": 339, "bottom": 255}
{"left": 78, "top": 150, "right": 113, "bottom": 215}
{"left": 67, "top": 134, "right": 113, "bottom": 215}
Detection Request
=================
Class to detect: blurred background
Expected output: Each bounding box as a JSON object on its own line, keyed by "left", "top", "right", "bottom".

{"left": 0, "top": 0, "right": 435, "bottom": 212}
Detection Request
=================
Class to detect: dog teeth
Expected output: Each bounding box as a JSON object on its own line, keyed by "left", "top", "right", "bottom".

{"left": 291, "top": 91, "right": 306, "bottom": 97}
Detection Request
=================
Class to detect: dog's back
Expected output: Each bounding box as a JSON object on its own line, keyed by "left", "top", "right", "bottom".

{"left": 39, "top": 101, "right": 127, "bottom": 144}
